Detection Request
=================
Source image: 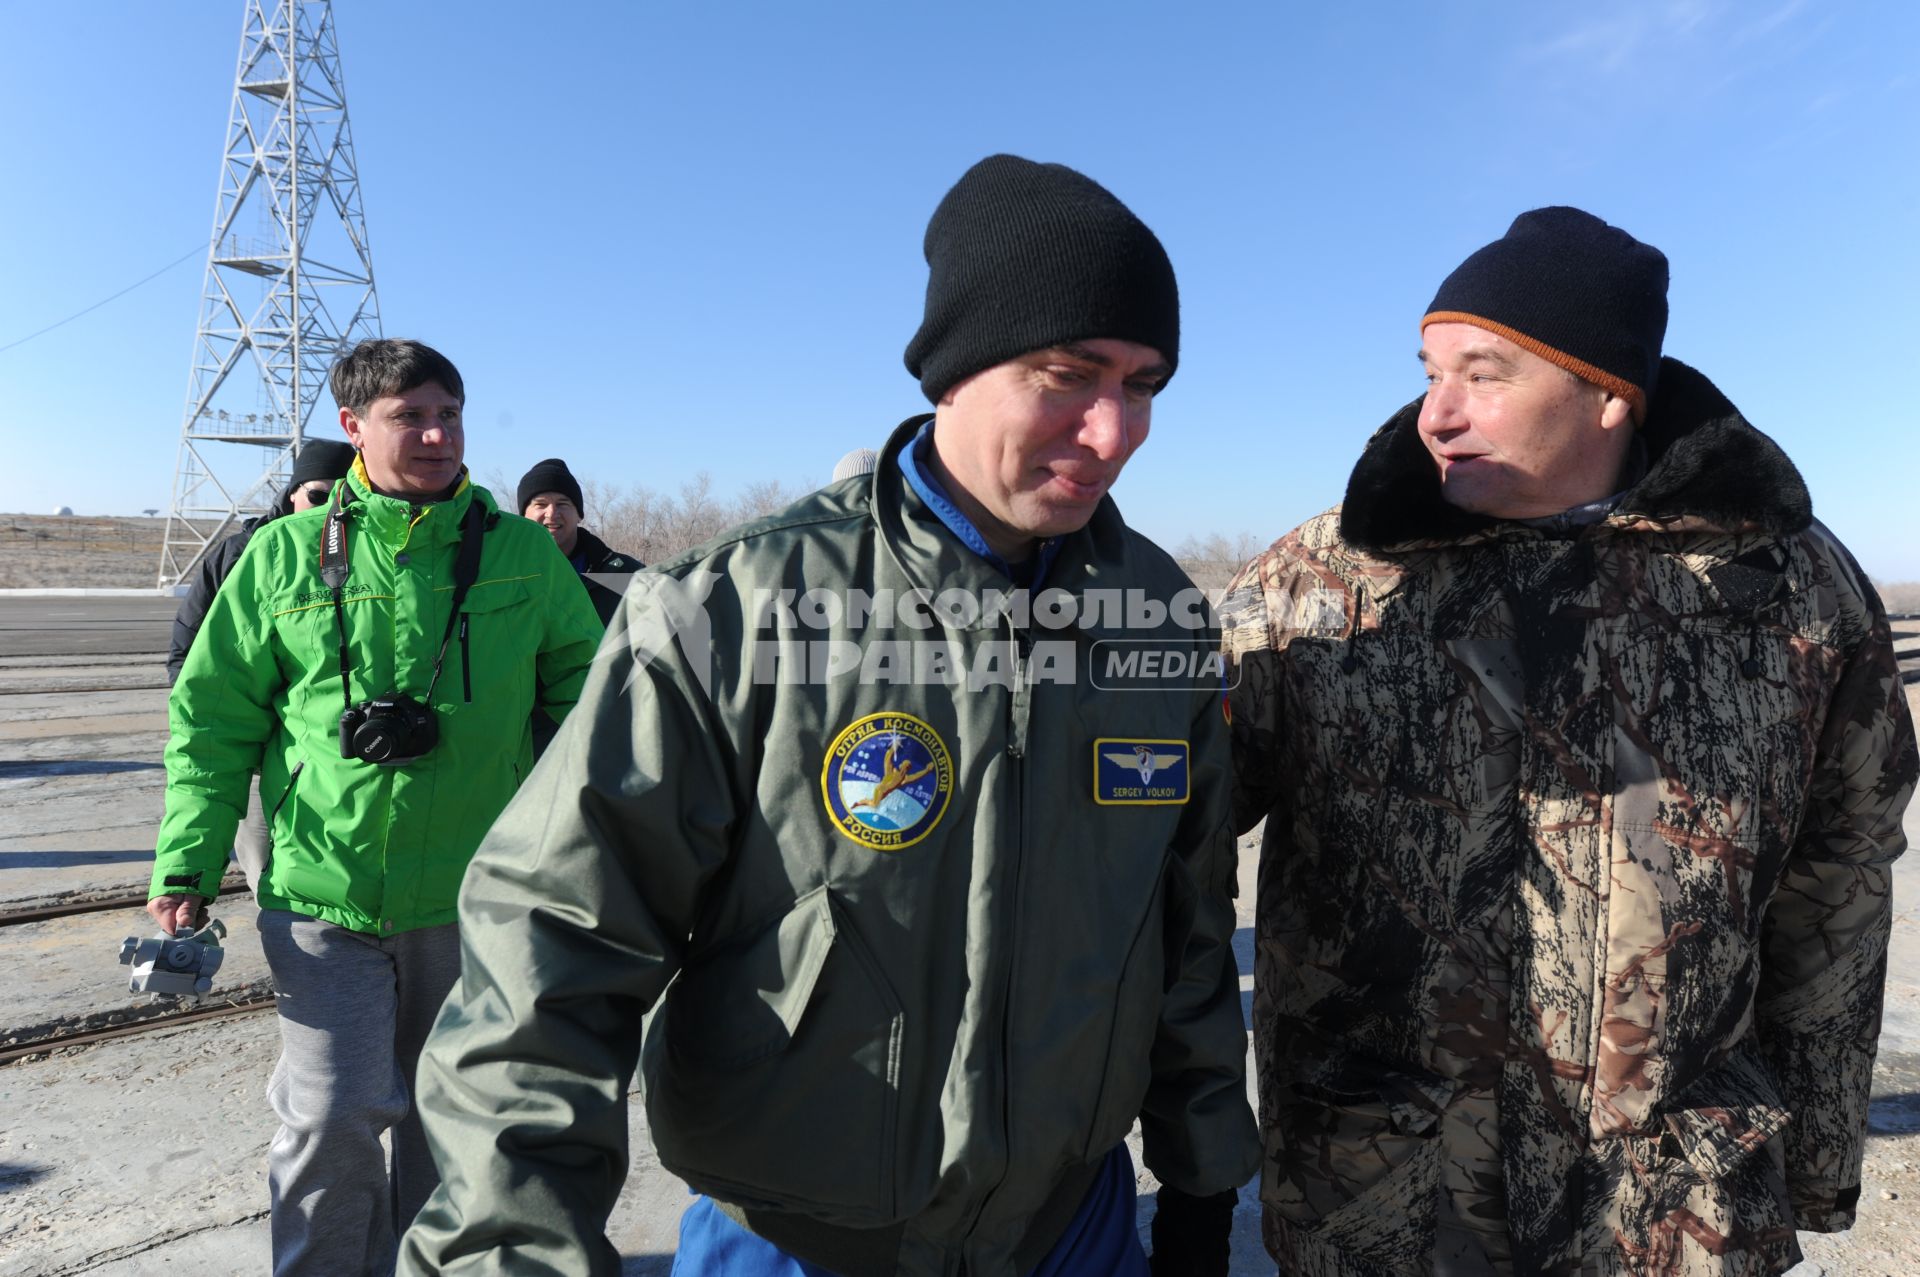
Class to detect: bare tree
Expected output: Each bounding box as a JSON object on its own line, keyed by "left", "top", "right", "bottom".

{"left": 1175, "top": 530, "right": 1270, "bottom": 593}
{"left": 1876, "top": 579, "right": 1920, "bottom": 616}
{"left": 560, "top": 472, "right": 804, "bottom": 565}
{"left": 733, "top": 479, "right": 795, "bottom": 524}
{"left": 493, "top": 462, "right": 1306, "bottom": 597}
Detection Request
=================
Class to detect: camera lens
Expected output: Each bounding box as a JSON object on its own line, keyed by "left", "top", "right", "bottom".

{"left": 343, "top": 696, "right": 435, "bottom": 765}
{"left": 358, "top": 724, "right": 399, "bottom": 762}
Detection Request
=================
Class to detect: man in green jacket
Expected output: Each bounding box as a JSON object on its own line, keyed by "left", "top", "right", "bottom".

{"left": 401, "top": 156, "right": 1259, "bottom": 1276}
{"left": 148, "top": 338, "right": 603, "bottom": 1277}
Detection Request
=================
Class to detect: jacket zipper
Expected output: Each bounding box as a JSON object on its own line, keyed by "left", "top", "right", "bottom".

{"left": 968, "top": 623, "right": 1033, "bottom": 1240}
{"left": 459, "top": 613, "right": 471, "bottom": 702}
{"left": 267, "top": 760, "right": 304, "bottom": 825}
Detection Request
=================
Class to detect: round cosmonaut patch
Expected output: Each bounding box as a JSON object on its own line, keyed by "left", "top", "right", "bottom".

{"left": 821, "top": 712, "right": 954, "bottom": 851}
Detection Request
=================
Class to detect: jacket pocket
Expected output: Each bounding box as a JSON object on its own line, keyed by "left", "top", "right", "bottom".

{"left": 645, "top": 885, "right": 906, "bottom": 1224}
{"left": 262, "top": 758, "right": 304, "bottom": 885}
{"left": 450, "top": 576, "right": 536, "bottom": 710}
{"left": 1082, "top": 863, "right": 1170, "bottom": 1158}
{"left": 1656, "top": 1045, "right": 1792, "bottom": 1181}
{"left": 267, "top": 759, "right": 304, "bottom": 827}
{"left": 1269, "top": 1063, "right": 1458, "bottom": 1265}
{"left": 1302, "top": 631, "right": 1516, "bottom": 819}
{"left": 1618, "top": 628, "right": 1814, "bottom": 854}
{"left": 1592, "top": 1045, "right": 1798, "bottom": 1270}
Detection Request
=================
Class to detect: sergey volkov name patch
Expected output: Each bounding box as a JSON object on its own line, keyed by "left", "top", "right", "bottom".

{"left": 1094, "top": 738, "right": 1190, "bottom": 806}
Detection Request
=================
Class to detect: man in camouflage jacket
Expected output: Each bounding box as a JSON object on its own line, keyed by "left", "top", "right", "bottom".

{"left": 1222, "top": 207, "right": 1917, "bottom": 1276}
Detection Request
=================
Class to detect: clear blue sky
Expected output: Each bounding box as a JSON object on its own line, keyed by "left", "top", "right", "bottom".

{"left": 2, "top": 0, "right": 1916, "bottom": 577}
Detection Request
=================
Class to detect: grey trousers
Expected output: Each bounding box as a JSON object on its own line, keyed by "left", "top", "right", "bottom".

{"left": 258, "top": 910, "right": 462, "bottom": 1277}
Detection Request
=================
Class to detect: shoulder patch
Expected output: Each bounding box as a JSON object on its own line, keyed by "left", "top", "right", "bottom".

{"left": 1094, "top": 738, "right": 1190, "bottom": 805}
{"left": 822, "top": 712, "right": 955, "bottom": 851}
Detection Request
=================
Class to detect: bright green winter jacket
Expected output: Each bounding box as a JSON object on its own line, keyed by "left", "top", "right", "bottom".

{"left": 151, "top": 461, "right": 604, "bottom": 934}
{"left": 401, "top": 419, "right": 1259, "bottom": 1276}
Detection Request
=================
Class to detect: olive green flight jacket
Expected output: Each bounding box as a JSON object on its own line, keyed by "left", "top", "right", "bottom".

{"left": 401, "top": 418, "right": 1258, "bottom": 1276}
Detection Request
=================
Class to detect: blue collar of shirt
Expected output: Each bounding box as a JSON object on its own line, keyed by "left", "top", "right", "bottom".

{"left": 1515, "top": 436, "right": 1650, "bottom": 534}
{"left": 898, "top": 420, "right": 1062, "bottom": 589}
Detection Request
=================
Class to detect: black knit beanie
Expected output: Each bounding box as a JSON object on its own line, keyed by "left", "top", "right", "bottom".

{"left": 1423, "top": 206, "right": 1669, "bottom": 416}
{"left": 517, "top": 458, "right": 584, "bottom": 516}
{"left": 288, "top": 439, "right": 357, "bottom": 488}
{"left": 904, "top": 154, "right": 1179, "bottom": 404}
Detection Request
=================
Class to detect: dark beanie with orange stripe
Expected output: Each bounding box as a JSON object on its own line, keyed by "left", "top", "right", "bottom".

{"left": 1423, "top": 206, "right": 1668, "bottom": 418}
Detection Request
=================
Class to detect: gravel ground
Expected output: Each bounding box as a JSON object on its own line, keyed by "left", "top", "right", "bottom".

{"left": 0, "top": 587, "right": 1910, "bottom": 1274}
{"left": 0, "top": 516, "right": 173, "bottom": 590}
{"left": 1789, "top": 1053, "right": 1920, "bottom": 1276}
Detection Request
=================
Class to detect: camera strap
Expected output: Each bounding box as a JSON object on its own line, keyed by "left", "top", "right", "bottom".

{"left": 320, "top": 485, "right": 356, "bottom": 712}
{"left": 319, "top": 489, "right": 487, "bottom": 710}
{"left": 421, "top": 501, "right": 487, "bottom": 704}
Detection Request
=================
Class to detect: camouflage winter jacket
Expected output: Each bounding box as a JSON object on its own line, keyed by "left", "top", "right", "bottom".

{"left": 1221, "top": 358, "right": 1916, "bottom": 1277}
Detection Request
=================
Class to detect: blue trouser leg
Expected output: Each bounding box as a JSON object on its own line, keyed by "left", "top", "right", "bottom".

{"left": 672, "top": 1196, "right": 839, "bottom": 1276}
{"left": 670, "top": 1143, "right": 1149, "bottom": 1275}
{"left": 1028, "top": 1141, "right": 1150, "bottom": 1276}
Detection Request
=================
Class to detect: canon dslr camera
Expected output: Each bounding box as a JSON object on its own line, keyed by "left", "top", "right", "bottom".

{"left": 339, "top": 694, "right": 438, "bottom": 765}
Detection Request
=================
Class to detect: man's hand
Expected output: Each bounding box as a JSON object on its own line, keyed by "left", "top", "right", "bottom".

{"left": 1149, "top": 1183, "right": 1238, "bottom": 1277}
{"left": 146, "top": 894, "right": 209, "bottom": 936}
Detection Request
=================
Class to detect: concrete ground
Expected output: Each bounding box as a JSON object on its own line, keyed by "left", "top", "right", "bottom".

{"left": 0, "top": 596, "right": 1914, "bottom": 1274}
{"left": 0, "top": 595, "right": 177, "bottom": 660}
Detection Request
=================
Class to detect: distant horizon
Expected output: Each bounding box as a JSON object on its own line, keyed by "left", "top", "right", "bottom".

{"left": 3, "top": 1, "right": 1916, "bottom": 576}
{"left": 4, "top": 499, "right": 1919, "bottom": 591}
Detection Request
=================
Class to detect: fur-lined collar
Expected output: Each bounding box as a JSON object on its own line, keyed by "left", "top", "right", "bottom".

{"left": 1338, "top": 357, "right": 1812, "bottom": 552}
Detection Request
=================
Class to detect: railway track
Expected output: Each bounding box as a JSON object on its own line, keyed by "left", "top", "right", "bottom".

{"left": 1, "top": 878, "right": 266, "bottom": 1067}
{"left": 0, "top": 991, "right": 275, "bottom": 1068}
{"left": 0, "top": 682, "right": 170, "bottom": 695}
{"left": 0, "top": 880, "right": 250, "bottom": 927}
{"left": 1899, "top": 641, "right": 1919, "bottom": 685}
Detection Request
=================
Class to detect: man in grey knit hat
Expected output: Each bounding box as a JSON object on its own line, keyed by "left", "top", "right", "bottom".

{"left": 403, "top": 154, "right": 1256, "bottom": 1276}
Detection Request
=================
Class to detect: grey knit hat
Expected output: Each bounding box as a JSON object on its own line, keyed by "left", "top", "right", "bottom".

{"left": 831, "top": 448, "right": 879, "bottom": 483}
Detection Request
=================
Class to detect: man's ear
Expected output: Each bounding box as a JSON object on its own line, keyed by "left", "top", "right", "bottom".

{"left": 338, "top": 405, "right": 364, "bottom": 447}
{"left": 1599, "top": 392, "right": 1634, "bottom": 434}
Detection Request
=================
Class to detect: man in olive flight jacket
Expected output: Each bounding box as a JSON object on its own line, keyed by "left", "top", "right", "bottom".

{"left": 401, "top": 156, "right": 1259, "bottom": 1276}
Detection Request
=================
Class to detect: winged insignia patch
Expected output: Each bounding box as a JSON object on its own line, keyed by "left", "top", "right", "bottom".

{"left": 1093, "top": 738, "right": 1190, "bottom": 806}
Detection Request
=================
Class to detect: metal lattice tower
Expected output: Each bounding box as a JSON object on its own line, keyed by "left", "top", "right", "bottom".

{"left": 159, "top": 0, "right": 380, "bottom": 585}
